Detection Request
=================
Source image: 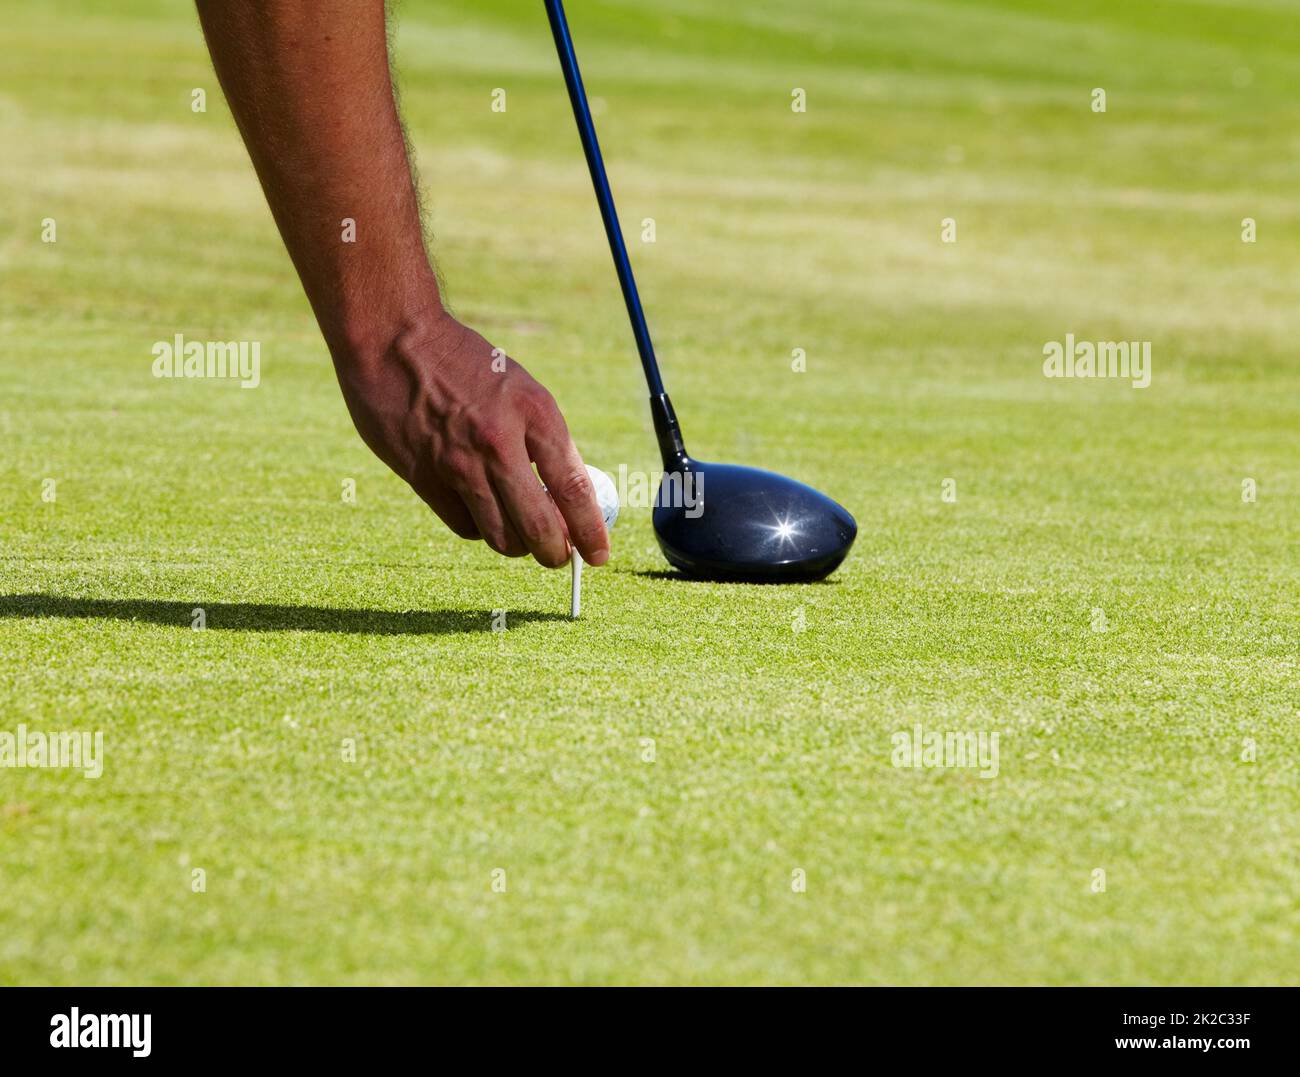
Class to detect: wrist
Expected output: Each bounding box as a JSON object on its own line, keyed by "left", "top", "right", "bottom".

{"left": 323, "top": 276, "right": 454, "bottom": 372}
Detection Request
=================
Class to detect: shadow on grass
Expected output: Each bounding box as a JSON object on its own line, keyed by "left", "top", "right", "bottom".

{"left": 0, "top": 594, "right": 568, "bottom": 636}
{"left": 626, "top": 569, "right": 840, "bottom": 586}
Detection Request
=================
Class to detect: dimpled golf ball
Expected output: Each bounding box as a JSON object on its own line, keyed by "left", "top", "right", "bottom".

{"left": 587, "top": 464, "right": 619, "bottom": 532}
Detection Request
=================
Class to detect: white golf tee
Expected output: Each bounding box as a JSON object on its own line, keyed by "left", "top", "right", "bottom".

{"left": 570, "top": 549, "right": 583, "bottom": 618}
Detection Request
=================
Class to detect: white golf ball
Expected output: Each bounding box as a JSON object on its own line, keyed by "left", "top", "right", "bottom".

{"left": 587, "top": 464, "right": 619, "bottom": 532}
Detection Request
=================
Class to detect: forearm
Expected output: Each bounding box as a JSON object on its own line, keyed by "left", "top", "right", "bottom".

{"left": 196, "top": 0, "right": 610, "bottom": 568}
{"left": 195, "top": 0, "right": 441, "bottom": 360}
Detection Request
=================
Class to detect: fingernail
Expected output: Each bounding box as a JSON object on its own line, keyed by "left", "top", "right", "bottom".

{"left": 588, "top": 547, "right": 610, "bottom": 567}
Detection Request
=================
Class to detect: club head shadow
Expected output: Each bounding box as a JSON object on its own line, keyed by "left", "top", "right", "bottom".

{"left": 652, "top": 458, "right": 857, "bottom": 582}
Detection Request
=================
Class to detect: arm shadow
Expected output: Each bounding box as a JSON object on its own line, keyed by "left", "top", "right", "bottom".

{"left": 0, "top": 593, "right": 567, "bottom": 636}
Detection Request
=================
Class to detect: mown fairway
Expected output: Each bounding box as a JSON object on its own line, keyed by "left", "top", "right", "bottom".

{"left": 0, "top": 0, "right": 1297, "bottom": 983}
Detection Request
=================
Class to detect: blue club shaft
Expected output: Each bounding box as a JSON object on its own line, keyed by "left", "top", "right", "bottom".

{"left": 544, "top": 0, "right": 662, "bottom": 395}
{"left": 545, "top": 0, "right": 692, "bottom": 467}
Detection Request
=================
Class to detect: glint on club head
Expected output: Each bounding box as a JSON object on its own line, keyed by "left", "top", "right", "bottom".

{"left": 652, "top": 459, "right": 856, "bottom": 583}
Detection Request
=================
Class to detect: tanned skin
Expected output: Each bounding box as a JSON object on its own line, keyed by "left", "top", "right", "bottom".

{"left": 195, "top": 0, "right": 609, "bottom": 569}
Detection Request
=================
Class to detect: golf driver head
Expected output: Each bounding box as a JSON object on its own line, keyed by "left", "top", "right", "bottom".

{"left": 652, "top": 458, "right": 857, "bottom": 582}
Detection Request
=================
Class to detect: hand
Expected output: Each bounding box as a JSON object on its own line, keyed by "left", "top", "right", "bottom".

{"left": 333, "top": 313, "right": 611, "bottom": 569}
{"left": 194, "top": 2, "right": 608, "bottom": 569}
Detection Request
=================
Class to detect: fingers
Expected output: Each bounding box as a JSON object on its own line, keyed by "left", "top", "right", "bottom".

{"left": 452, "top": 468, "right": 529, "bottom": 557}
{"left": 488, "top": 446, "right": 572, "bottom": 569}
{"left": 408, "top": 468, "right": 480, "bottom": 540}
{"left": 526, "top": 404, "right": 610, "bottom": 567}
{"left": 390, "top": 333, "right": 606, "bottom": 569}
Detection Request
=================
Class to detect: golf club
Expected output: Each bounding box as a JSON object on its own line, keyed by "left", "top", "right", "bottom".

{"left": 544, "top": 0, "right": 857, "bottom": 582}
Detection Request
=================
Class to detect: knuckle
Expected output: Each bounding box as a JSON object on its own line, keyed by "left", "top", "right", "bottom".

{"left": 577, "top": 521, "right": 607, "bottom": 547}
{"left": 469, "top": 422, "right": 510, "bottom": 459}
{"left": 518, "top": 511, "right": 554, "bottom": 549}
{"left": 556, "top": 469, "right": 592, "bottom": 504}
{"left": 526, "top": 386, "right": 561, "bottom": 423}
{"left": 440, "top": 451, "right": 475, "bottom": 483}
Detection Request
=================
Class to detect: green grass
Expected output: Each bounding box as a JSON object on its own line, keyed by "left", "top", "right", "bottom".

{"left": 1, "top": 0, "right": 1298, "bottom": 984}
